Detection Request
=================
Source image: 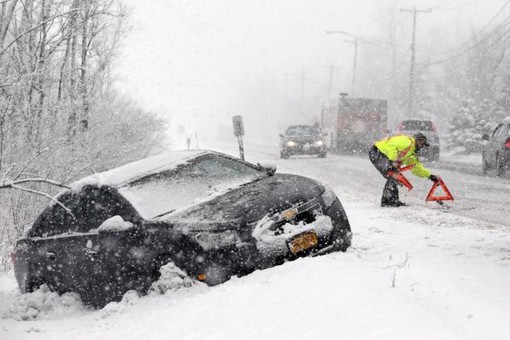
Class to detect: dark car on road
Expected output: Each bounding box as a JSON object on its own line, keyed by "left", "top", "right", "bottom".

{"left": 279, "top": 125, "right": 327, "bottom": 159}
{"left": 12, "top": 150, "right": 352, "bottom": 308}
{"left": 482, "top": 121, "right": 510, "bottom": 176}
{"left": 396, "top": 119, "right": 440, "bottom": 162}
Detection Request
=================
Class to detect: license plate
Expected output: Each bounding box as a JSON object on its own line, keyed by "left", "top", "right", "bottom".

{"left": 289, "top": 232, "right": 318, "bottom": 254}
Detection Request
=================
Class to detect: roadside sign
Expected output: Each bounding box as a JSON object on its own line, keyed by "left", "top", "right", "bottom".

{"left": 232, "top": 115, "right": 245, "bottom": 160}
{"left": 232, "top": 115, "right": 245, "bottom": 137}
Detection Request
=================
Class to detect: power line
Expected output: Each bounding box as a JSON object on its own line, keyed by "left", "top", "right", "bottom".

{"left": 434, "top": 0, "right": 480, "bottom": 11}
{"left": 418, "top": 14, "right": 510, "bottom": 66}
{"left": 431, "top": 0, "right": 464, "bottom": 10}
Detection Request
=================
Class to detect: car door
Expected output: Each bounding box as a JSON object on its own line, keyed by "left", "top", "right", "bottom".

{"left": 74, "top": 186, "right": 152, "bottom": 305}
{"left": 496, "top": 124, "right": 509, "bottom": 154}
{"left": 486, "top": 124, "right": 502, "bottom": 166}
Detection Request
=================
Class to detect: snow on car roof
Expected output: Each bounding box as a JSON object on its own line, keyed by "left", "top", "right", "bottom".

{"left": 70, "top": 150, "right": 209, "bottom": 191}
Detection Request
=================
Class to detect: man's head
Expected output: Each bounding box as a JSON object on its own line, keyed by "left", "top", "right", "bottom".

{"left": 414, "top": 132, "right": 430, "bottom": 150}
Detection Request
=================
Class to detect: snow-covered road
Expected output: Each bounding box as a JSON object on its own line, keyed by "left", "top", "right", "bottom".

{"left": 1, "top": 143, "right": 509, "bottom": 340}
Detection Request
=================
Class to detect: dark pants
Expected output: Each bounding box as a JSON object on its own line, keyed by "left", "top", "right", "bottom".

{"left": 368, "top": 146, "right": 400, "bottom": 204}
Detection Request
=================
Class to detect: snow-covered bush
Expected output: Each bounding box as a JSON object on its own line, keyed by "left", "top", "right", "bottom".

{"left": 446, "top": 99, "right": 501, "bottom": 154}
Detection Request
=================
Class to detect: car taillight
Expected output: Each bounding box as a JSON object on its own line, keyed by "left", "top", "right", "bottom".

{"left": 10, "top": 251, "right": 16, "bottom": 265}
{"left": 505, "top": 138, "right": 510, "bottom": 148}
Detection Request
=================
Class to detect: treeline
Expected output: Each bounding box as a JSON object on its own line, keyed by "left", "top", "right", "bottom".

{"left": 442, "top": 29, "right": 510, "bottom": 153}
{"left": 0, "top": 0, "right": 167, "bottom": 269}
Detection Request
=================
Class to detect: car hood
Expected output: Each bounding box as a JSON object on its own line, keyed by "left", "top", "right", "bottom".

{"left": 152, "top": 174, "right": 324, "bottom": 232}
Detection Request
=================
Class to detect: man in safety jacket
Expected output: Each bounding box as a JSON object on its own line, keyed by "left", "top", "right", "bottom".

{"left": 369, "top": 132, "right": 440, "bottom": 207}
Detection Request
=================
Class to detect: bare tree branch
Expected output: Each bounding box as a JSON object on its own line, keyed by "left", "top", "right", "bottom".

{"left": 9, "top": 184, "right": 72, "bottom": 214}
{"left": 1, "top": 162, "right": 14, "bottom": 183}
{"left": 0, "top": 8, "right": 80, "bottom": 58}
{"left": 1, "top": 177, "right": 70, "bottom": 189}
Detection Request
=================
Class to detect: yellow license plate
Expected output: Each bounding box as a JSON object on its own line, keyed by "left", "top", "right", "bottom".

{"left": 289, "top": 232, "right": 318, "bottom": 254}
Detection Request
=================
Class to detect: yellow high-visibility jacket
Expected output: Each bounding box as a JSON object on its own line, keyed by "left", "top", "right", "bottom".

{"left": 374, "top": 134, "right": 431, "bottom": 178}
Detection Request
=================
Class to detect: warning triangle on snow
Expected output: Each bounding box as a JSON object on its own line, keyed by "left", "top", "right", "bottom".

{"left": 389, "top": 171, "right": 413, "bottom": 190}
{"left": 426, "top": 179, "right": 454, "bottom": 202}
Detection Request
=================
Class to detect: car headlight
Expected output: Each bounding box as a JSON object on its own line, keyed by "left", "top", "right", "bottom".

{"left": 286, "top": 141, "right": 296, "bottom": 147}
{"left": 321, "top": 184, "right": 338, "bottom": 208}
{"left": 195, "top": 231, "right": 241, "bottom": 251}
{"left": 315, "top": 140, "right": 324, "bottom": 146}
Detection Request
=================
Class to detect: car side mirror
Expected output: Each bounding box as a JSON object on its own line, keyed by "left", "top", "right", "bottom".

{"left": 482, "top": 134, "right": 490, "bottom": 141}
{"left": 279, "top": 134, "right": 284, "bottom": 138}
{"left": 257, "top": 162, "right": 277, "bottom": 176}
{"left": 98, "top": 215, "right": 134, "bottom": 233}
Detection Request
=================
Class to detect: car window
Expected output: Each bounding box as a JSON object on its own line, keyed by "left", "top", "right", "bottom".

{"left": 285, "top": 125, "right": 320, "bottom": 136}
{"left": 399, "top": 120, "right": 433, "bottom": 131}
{"left": 119, "top": 154, "right": 268, "bottom": 219}
{"left": 500, "top": 125, "right": 510, "bottom": 140}
{"left": 492, "top": 124, "right": 502, "bottom": 138}
{"left": 29, "top": 186, "right": 135, "bottom": 237}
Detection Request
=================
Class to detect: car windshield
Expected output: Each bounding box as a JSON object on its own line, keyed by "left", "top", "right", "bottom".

{"left": 399, "top": 120, "right": 433, "bottom": 131}
{"left": 118, "top": 154, "right": 267, "bottom": 219}
{"left": 285, "top": 125, "right": 321, "bottom": 136}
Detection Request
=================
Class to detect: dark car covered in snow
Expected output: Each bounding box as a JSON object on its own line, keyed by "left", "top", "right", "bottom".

{"left": 482, "top": 120, "right": 510, "bottom": 176}
{"left": 12, "top": 150, "right": 352, "bottom": 307}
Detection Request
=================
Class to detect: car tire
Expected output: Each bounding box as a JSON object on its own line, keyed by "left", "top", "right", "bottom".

{"left": 318, "top": 152, "right": 327, "bottom": 158}
{"left": 496, "top": 152, "right": 507, "bottom": 176}
{"left": 280, "top": 152, "right": 289, "bottom": 159}
{"left": 200, "top": 262, "right": 230, "bottom": 286}
{"left": 26, "top": 275, "right": 45, "bottom": 293}
{"left": 482, "top": 152, "right": 489, "bottom": 175}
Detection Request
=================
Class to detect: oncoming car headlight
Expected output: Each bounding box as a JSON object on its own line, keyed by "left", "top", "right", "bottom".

{"left": 321, "top": 184, "right": 338, "bottom": 208}
{"left": 195, "top": 230, "right": 241, "bottom": 251}
{"left": 315, "top": 140, "right": 324, "bottom": 146}
{"left": 286, "top": 141, "right": 297, "bottom": 147}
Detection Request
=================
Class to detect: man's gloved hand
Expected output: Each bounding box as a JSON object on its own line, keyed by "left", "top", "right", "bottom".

{"left": 429, "top": 174, "right": 440, "bottom": 182}
{"left": 390, "top": 161, "right": 400, "bottom": 172}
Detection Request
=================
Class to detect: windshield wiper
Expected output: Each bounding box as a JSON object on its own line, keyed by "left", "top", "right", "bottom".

{"left": 152, "top": 209, "right": 176, "bottom": 219}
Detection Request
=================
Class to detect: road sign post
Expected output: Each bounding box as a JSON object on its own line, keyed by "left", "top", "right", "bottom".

{"left": 232, "top": 115, "right": 245, "bottom": 160}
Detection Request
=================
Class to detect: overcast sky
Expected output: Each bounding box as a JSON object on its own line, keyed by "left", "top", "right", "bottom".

{"left": 115, "top": 0, "right": 504, "bottom": 147}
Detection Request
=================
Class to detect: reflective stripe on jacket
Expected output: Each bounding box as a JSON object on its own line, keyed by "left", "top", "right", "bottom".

{"left": 374, "top": 135, "right": 431, "bottom": 178}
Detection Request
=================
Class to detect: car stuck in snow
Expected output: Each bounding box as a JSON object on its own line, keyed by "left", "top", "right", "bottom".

{"left": 12, "top": 150, "right": 352, "bottom": 308}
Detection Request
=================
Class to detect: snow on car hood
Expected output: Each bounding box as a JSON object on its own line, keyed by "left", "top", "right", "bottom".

{"left": 156, "top": 174, "right": 325, "bottom": 232}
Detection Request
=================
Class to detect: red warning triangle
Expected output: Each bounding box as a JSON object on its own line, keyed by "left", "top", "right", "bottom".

{"left": 388, "top": 171, "right": 413, "bottom": 190}
{"left": 426, "top": 179, "right": 454, "bottom": 202}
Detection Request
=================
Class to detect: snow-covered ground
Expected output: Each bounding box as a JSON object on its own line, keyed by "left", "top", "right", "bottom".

{"left": 1, "top": 143, "right": 509, "bottom": 340}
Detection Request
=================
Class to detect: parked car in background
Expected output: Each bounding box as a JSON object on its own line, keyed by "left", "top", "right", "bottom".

{"left": 396, "top": 119, "right": 440, "bottom": 162}
{"left": 482, "top": 121, "right": 510, "bottom": 176}
{"left": 12, "top": 150, "right": 352, "bottom": 308}
{"left": 279, "top": 125, "right": 327, "bottom": 159}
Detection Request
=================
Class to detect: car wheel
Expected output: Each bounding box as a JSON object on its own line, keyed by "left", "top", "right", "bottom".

{"left": 26, "top": 275, "right": 46, "bottom": 293}
{"left": 482, "top": 152, "right": 489, "bottom": 174}
{"left": 200, "top": 262, "right": 230, "bottom": 286}
{"left": 280, "top": 152, "right": 289, "bottom": 159}
{"left": 318, "top": 152, "right": 327, "bottom": 158}
{"left": 496, "top": 152, "right": 507, "bottom": 176}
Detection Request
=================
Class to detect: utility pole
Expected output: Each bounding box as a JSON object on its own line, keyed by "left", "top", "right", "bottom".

{"left": 400, "top": 6, "right": 431, "bottom": 116}
{"left": 301, "top": 66, "right": 305, "bottom": 113}
{"left": 328, "top": 64, "right": 334, "bottom": 99}
{"left": 326, "top": 30, "right": 358, "bottom": 96}
{"left": 344, "top": 38, "right": 358, "bottom": 96}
